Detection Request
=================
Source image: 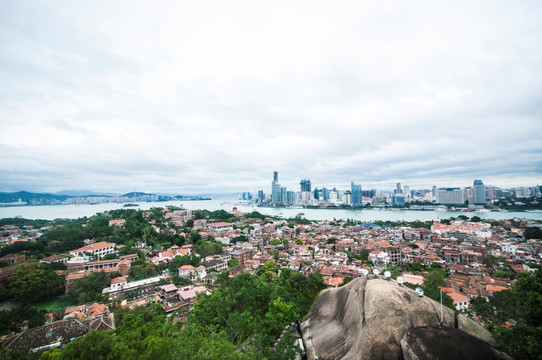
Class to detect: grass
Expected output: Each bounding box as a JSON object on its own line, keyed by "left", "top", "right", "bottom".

{"left": 32, "top": 298, "right": 78, "bottom": 313}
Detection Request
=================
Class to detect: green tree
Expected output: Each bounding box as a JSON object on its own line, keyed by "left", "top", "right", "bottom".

{"left": 525, "top": 227, "right": 542, "bottom": 240}
{"left": 67, "top": 271, "right": 110, "bottom": 304}
{"left": 9, "top": 263, "right": 64, "bottom": 302}
{"left": 473, "top": 272, "right": 542, "bottom": 359}
{"left": 0, "top": 305, "right": 46, "bottom": 335}
{"left": 423, "top": 267, "right": 446, "bottom": 288}
{"left": 340, "top": 277, "right": 352, "bottom": 287}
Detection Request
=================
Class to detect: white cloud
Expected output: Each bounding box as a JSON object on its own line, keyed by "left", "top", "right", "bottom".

{"left": 0, "top": 0, "right": 541, "bottom": 194}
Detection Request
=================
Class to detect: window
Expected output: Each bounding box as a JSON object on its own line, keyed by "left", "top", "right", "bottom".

{"left": 46, "top": 331, "right": 52, "bottom": 338}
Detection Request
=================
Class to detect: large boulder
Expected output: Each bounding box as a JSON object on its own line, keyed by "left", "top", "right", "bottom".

{"left": 301, "top": 277, "right": 502, "bottom": 360}
{"left": 400, "top": 326, "right": 510, "bottom": 360}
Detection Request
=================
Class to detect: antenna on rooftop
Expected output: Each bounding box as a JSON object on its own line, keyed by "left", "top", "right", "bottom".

{"left": 372, "top": 269, "right": 379, "bottom": 278}
{"left": 415, "top": 287, "right": 424, "bottom": 297}
{"left": 362, "top": 269, "right": 369, "bottom": 277}
{"left": 384, "top": 271, "right": 391, "bottom": 280}
{"left": 397, "top": 276, "right": 404, "bottom": 286}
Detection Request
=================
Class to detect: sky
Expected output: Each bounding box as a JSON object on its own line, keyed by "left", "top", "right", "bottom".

{"left": 1, "top": 1, "right": 541, "bottom": 195}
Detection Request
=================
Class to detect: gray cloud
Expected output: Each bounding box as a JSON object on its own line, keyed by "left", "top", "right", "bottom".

{"left": 1, "top": 0, "right": 541, "bottom": 194}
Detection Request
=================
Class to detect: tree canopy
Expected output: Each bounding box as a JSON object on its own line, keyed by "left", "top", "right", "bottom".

{"left": 9, "top": 263, "right": 64, "bottom": 302}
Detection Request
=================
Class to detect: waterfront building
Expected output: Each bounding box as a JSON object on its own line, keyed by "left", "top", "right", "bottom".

{"left": 271, "top": 172, "right": 281, "bottom": 205}
{"left": 300, "top": 179, "right": 311, "bottom": 192}
{"left": 322, "top": 188, "right": 330, "bottom": 201}
{"left": 286, "top": 190, "right": 297, "bottom": 205}
{"left": 351, "top": 182, "right": 362, "bottom": 207}
{"left": 313, "top": 188, "right": 319, "bottom": 200}
{"left": 404, "top": 185, "right": 410, "bottom": 198}
{"left": 391, "top": 195, "right": 406, "bottom": 207}
{"left": 436, "top": 188, "right": 464, "bottom": 205}
{"left": 473, "top": 180, "right": 486, "bottom": 205}
{"left": 344, "top": 190, "right": 352, "bottom": 206}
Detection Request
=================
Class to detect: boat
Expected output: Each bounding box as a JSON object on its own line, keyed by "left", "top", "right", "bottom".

{"left": 123, "top": 203, "right": 139, "bottom": 207}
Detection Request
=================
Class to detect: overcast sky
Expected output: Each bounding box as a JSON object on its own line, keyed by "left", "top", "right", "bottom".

{"left": 1, "top": 1, "right": 541, "bottom": 195}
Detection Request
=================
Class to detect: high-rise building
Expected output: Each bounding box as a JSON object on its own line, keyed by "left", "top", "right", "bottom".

{"left": 391, "top": 194, "right": 406, "bottom": 207}
{"left": 473, "top": 180, "right": 486, "bottom": 205}
{"left": 351, "top": 182, "right": 362, "bottom": 207}
{"left": 322, "top": 188, "right": 330, "bottom": 201}
{"left": 257, "top": 190, "right": 265, "bottom": 203}
{"left": 344, "top": 190, "right": 352, "bottom": 206}
{"left": 404, "top": 185, "right": 410, "bottom": 198}
{"left": 285, "top": 190, "right": 297, "bottom": 205}
{"left": 281, "top": 187, "right": 287, "bottom": 205}
{"left": 396, "top": 182, "right": 402, "bottom": 194}
{"left": 486, "top": 186, "right": 497, "bottom": 200}
{"left": 300, "top": 179, "right": 311, "bottom": 192}
{"left": 361, "top": 189, "right": 376, "bottom": 198}
{"left": 271, "top": 172, "right": 281, "bottom": 205}
{"left": 436, "top": 188, "right": 464, "bottom": 205}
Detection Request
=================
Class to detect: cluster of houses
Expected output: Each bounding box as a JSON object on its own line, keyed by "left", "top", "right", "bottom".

{"left": 1, "top": 208, "right": 542, "bottom": 352}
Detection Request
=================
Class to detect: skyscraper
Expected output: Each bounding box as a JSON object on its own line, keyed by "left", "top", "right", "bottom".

{"left": 271, "top": 172, "right": 281, "bottom": 205}
{"left": 300, "top": 179, "right": 311, "bottom": 192}
{"left": 396, "top": 182, "right": 402, "bottom": 194}
{"left": 351, "top": 182, "right": 362, "bottom": 207}
{"left": 473, "top": 180, "right": 486, "bottom": 205}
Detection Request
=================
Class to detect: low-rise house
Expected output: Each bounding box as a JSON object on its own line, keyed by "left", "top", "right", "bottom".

{"left": 207, "top": 222, "right": 234, "bottom": 231}
{"left": 102, "top": 275, "right": 165, "bottom": 300}
{"left": 109, "top": 219, "right": 126, "bottom": 228}
{"left": 39, "top": 255, "right": 68, "bottom": 264}
{"left": 440, "top": 287, "right": 470, "bottom": 312}
{"left": 1, "top": 318, "right": 113, "bottom": 352}
{"left": 159, "top": 284, "right": 179, "bottom": 301}
{"left": 0, "top": 253, "right": 27, "bottom": 264}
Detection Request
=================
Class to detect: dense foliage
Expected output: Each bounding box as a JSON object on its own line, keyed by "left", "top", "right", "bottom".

{"left": 471, "top": 272, "right": 542, "bottom": 359}
{"left": 67, "top": 271, "right": 112, "bottom": 304}
{"left": 0, "top": 306, "right": 46, "bottom": 335}
{"left": 8, "top": 263, "right": 64, "bottom": 302}
{"left": 35, "top": 267, "right": 326, "bottom": 360}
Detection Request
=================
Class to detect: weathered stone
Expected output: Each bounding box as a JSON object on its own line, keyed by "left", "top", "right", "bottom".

{"left": 301, "top": 277, "right": 503, "bottom": 360}
{"left": 400, "top": 327, "right": 510, "bottom": 360}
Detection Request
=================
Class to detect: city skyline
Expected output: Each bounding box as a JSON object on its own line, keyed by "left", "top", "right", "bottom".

{"left": 1, "top": 1, "right": 541, "bottom": 194}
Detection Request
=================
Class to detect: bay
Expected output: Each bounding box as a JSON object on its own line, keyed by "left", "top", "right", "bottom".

{"left": 1, "top": 200, "right": 541, "bottom": 222}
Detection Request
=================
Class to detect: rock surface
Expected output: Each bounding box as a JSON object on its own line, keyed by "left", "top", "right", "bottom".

{"left": 301, "top": 277, "right": 502, "bottom": 360}
{"left": 400, "top": 327, "right": 510, "bottom": 360}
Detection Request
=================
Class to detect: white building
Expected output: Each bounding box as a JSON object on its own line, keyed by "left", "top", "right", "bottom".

{"left": 436, "top": 188, "right": 464, "bottom": 205}
{"left": 69, "top": 241, "right": 116, "bottom": 261}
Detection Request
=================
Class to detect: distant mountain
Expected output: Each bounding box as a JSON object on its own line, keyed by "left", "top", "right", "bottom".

{"left": 0, "top": 190, "right": 213, "bottom": 204}
{"left": 0, "top": 191, "right": 70, "bottom": 203}
{"left": 121, "top": 192, "right": 151, "bottom": 198}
